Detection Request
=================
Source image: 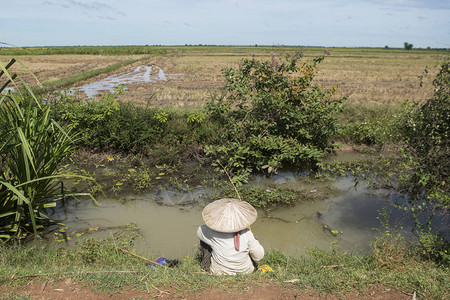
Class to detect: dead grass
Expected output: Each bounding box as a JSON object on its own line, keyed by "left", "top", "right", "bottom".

{"left": 1, "top": 47, "right": 447, "bottom": 107}
{"left": 315, "top": 52, "right": 443, "bottom": 105}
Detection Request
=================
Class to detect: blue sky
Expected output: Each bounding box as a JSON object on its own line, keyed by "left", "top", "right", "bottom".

{"left": 2, "top": 0, "right": 449, "bottom": 48}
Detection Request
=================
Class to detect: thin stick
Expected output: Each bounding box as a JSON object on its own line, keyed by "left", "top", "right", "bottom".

{"left": 119, "top": 248, "right": 169, "bottom": 269}
{"left": 151, "top": 284, "right": 170, "bottom": 295}
{"left": 216, "top": 161, "right": 256, "bottom": 233}
{"left": 1, "top": 270, "right": 143, "bottom": 283}
{"left": 320, "top": 264, "right": 345, "bottom": 268}
{"left": 217, "top": 161, "right": 242, "bottom": 201}
{"left": 401, "top": 291, "right": 414, "bottom": 297}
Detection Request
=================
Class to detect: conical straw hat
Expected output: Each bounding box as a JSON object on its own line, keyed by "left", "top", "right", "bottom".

{"left": 202, "top": 198, "right": 257, "bottom": 233}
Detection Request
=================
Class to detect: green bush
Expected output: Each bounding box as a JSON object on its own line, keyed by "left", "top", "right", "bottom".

{"left": 418, "top": 231, "right": 450, "bottom": 267}
{"left": 205, "top": 52, "right": 344, "bottom": 182}
{"left": 398, "top": 61, "right": 449, "bottom": 209}
{"left": 51, "top": 87, "right": 168, "bottom": 153}
{"left": 336, "top": 103, "right": 403, "bottom": 146}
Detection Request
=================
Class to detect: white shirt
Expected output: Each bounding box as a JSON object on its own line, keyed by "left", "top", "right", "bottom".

{"left": 197, "top": 225, "right": 265, "bottom": 275}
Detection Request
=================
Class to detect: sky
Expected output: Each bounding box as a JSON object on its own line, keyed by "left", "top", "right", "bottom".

{"left": 2, "top": 0, "right": 449, "bottom": 48}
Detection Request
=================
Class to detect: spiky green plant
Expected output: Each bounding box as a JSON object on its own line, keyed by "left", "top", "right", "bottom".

{"left": 0, "top": 59, "right": 94, "bottom": 241}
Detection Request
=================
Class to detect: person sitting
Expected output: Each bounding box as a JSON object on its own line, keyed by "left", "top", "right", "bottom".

{"left": 197, "top": 198, "right": 264, "bottom": 275}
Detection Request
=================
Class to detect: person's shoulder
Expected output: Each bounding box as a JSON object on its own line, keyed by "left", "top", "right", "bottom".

{"left": 241, "top": 228, "right": 252, "bottom": 236}
{"left": 198, "top": 225, "right": 218, "bottom": 237}
{"left": 200, "top": 224, "right": 212, "bottom": 231}
{"left": 198, "top": 224, "right": 209, "bottom": 234}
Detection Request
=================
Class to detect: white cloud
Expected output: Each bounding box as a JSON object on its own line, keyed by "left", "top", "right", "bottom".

{"left": 3, "top": 0, "right": 449, "bottom": 47}
{"left": 366, "top": 0, "right": 450, "bottom": 9}
{"left": 40, "top": 0, "right": 124, "bottom": 20}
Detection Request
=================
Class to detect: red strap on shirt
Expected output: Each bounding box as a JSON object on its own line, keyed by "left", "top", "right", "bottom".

{"left": 234, "top": 232, "right": 240, "bottom": 251}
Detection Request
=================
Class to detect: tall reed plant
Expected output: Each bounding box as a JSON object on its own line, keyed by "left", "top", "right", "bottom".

{"left": 0, "top": 59, "right": 93, "bottom": 241}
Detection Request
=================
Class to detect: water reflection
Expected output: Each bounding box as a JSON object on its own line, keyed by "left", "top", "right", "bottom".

{"left": 46, "top": 173, "right": 425, "bottom": 258}
{"left": 71, "top": 65, "right": 178, "bottom": 98}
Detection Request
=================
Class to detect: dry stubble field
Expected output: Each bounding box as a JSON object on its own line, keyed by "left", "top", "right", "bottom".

{"left": 1, "top": 47, "right": 447, "bottom": 107}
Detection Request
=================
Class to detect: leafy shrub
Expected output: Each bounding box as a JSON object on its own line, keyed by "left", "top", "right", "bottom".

{"left": 205, "top": 52, "right": 344, "bottom": 182}
{"left": 51, "top": 87, "right": 168, "bottom": 153}
{"left": 398, "top": 61, "right": 449, "bottom": 210}
{"left": 337, "top": 103, "right": 403, "bottom": 146}
{"left": 418, "top": 231, "right": 450, "bottom": 267}
{"left": 51, "top": 89, "right": 221, "bottom": 163}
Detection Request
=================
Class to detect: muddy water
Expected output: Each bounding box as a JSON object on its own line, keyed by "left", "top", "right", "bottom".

{"left": 71, "top": 65, "right": 178, "bottom": 98}
{"left": 248, "top": 173, "right": 413, "bottom": 254}
{"left": 50, "top": 171, "right": 414, "bottom": 259}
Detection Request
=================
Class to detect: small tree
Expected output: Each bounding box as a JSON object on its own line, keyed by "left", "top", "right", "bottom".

{"left": 205, "top": 52, "right": 343, "bottom": 183}
{"left": 404, "top": 42, "right": 413, "bottom": 50}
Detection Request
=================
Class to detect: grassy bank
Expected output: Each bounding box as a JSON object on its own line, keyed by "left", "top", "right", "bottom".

{"left": 0, "top": 232, "right": 448, "bottom": 299}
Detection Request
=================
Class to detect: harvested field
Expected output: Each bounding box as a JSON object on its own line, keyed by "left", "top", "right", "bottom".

{"left": 1, "top": 47, "right": 447, "bottom": 106}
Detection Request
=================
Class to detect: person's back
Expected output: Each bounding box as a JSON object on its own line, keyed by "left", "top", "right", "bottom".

{"left": 197, "top": 225, "right": 264, "bottom": 275}
{"left": 197, "top": 198, "right": 264, "bottom": 275}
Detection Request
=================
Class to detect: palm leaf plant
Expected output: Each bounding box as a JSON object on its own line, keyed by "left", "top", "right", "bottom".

{"left": 0, "top": 59, "right": 95, "bottom": 241}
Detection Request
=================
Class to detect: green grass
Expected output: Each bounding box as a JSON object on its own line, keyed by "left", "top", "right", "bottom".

{"left": 0, "top": 232, "right": 448, "bottom": 299}
{"left": 0, "top": 293, "right": 32, "bottom": 300}
{"left": 0, "top": 46, "right": 167, "bottom": 56}
{"left": 2, "top": 45, "right": 444, "bottom": 57}
{"left": 335, "top": 103, "right": 405, "bottom": 145}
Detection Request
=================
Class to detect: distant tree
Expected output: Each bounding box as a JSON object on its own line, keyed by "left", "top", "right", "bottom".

{"left": 385, "top": 45, "right": 389, "bottom": 49}
{"left": 404, "top": 42, "right": 413, "bottom": 50}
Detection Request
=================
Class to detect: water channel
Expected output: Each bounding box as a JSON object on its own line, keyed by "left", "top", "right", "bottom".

{"left": 46, "top": 168, "right": 420, "bottom": 259}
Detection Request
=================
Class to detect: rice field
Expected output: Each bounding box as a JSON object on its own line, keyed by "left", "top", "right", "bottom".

{"left": 1, "top": 46, "right": 447, "bottom": 106}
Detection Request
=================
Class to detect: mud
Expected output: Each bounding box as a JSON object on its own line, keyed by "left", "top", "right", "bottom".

{"left": 0, "top": 279, "right": 410, "bottom": 300}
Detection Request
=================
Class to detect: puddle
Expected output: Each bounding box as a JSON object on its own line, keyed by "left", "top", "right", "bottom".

{"left": 42, "top": 150, "right": 448, "bottom": 258}
{"left": 45, "top": 174, "right": 424, "bottom": 259}
{"left": 71, "top": 65, "right": 180, "bottom": 98}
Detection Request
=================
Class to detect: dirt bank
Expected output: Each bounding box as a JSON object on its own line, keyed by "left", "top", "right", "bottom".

{"left": 1, "top": 278, "right": 411, "bottom": 300}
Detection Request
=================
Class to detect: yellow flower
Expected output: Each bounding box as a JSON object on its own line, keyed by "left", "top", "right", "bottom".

{"left": 106, "top": 155, "right": 114, "bottom": 161}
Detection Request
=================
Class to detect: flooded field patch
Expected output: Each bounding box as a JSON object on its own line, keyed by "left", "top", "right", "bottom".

{"left": 71, "top": 65, "right": 180, "bottom": 98}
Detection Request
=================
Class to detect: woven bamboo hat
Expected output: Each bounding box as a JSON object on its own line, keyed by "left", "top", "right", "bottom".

{"left": 202, "top": 198, "right": 257, "bottom": 233}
